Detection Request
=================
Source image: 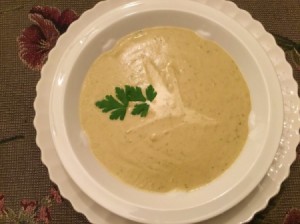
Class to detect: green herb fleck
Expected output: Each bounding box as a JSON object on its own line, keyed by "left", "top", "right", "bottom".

{"left": 96, "top": 85, "right": 157, "bottom": 120}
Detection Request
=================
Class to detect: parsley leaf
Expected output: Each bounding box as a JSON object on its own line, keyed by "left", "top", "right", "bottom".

{"left": 131, "top": 103, "right": 150, "bottom": 117}
{"left": 110, "top": 107, "right": 127, "bottom": 120}
{"left": 146, "top": 85, "right": 157, "bottom": 102}
{"left": 95, "top": 95, "right": 124, "bottom": 112}
{"left": 95, "top": 84, "right": 157, "bottom": 120}
{"left": 125, "top": 85, "right": 146, "bottom": 102}
{"left": 115, "top": 87, "right": 128, "bottom": 106}
{"left": 95, "top": 87, "right": 128, "bottom": 120}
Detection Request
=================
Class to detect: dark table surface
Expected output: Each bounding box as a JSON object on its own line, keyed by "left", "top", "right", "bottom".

{"left": 0, "top": 1, "right": 299, "bottom": 224}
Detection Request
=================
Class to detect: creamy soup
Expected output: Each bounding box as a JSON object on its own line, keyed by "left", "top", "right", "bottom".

{"left": 79, "top": 27, "right": 251, "bottom": 192}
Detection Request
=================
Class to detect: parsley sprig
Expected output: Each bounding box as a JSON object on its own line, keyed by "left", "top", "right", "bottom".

{"left": 95, "top": 85, "right": 157, "bottom": 120}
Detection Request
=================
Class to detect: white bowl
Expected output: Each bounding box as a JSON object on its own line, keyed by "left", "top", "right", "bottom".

{"left": 47, "top": 0, "right": 283, "bottom": 223}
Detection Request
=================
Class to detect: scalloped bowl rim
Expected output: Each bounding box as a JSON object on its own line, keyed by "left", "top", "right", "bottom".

{"left": 38, "top": 1, "right": 288, "bottom": 221}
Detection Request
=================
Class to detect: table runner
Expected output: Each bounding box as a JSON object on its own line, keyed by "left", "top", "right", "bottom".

{"left": 0, "top": 0, "right": 299, "bottom": 223}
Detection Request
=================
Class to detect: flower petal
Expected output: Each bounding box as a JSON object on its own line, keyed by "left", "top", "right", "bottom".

{"left": 50, "top": 187, "right": 62, "bottom": 204}
{"left": 19, "top": 14, "right": 60, "bottom": 71}
{"left": 21, "top": 199, "right": 37, "bottom": 213}
{"left": 29, "top": 14, "right": 60, "bottom": 45}
{"left": 0, "top": 194, "right": 5, "bottom": 214}
{"left": 283, "top": 208, "right": 300, "bottom": 224}
{"left": 17, "top": 25, "right": 48, "bottom": 71}
{"left": 30, "top": 6, "right": 61, "bottom": 26}
{"left": 37, "top": 206, "right": 51, "bottom": 224}
{"left": 57, "top": 9, "right": 79, "bottom": 33}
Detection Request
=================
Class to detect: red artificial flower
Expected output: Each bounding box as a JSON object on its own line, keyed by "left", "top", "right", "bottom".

{"left": 283, "top": 208, "right": 300, "bottom": 224}
{"left": 36, "top": 206, "right": 51, "bottom": 224}
{"left": 20, "top": 199, "right": 37, "bottom": 213}
{"left": 50, "top": 187, "right": 62, "bottom": 204}
{"left": 0, "top": 194, "right": 5, "bottom": 215}
{"left": 17, "top": 6, "right": 79, "bottom": 71}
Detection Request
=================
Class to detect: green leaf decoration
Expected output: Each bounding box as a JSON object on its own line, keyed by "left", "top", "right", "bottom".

{"left": 125, "top": 85, "right": 146, "bottom": 102}
{"left": 110, "top": 108, "right": 127, "bottom": 120}
{"left": 95, "top": 92, "right": 128, "bottom": 121}
{"left": 292, "top": 48, "right": 300, "bottom": 70}
{"left": 96, "top": 95, "right": 125, "bottom": 112}
{"left": 272, "top": 33, "right": 300, "bottom": 71}
{"left": 115, "top": 87, "right": 128, "bottom": 106}
{"left": 0, "top": 135, "right": 24, "bottom": 145}
{"left": 272, "top": 33, "right": 297, "bottom": 51}
{"left": 96, "top": 84, "right": 158, "bottom": 120}
{"left": 131, "top": 103, "right": 150, "bottom": 117}
{"left": 146, "top": 85, "right": 157, "bottom": 102}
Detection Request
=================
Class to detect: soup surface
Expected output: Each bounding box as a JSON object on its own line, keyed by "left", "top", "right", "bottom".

{"left": 79, "top": 27, "right": 251, "bottom": 192}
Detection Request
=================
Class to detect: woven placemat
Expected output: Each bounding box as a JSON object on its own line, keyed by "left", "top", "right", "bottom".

{"left": 0, "top": 1, "right": 299, "bottom": 223}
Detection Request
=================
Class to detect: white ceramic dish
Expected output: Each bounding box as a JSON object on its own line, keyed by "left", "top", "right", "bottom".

{"left": 34, "top": 0, "right": 299, "bottom": 223}
{"left": 48, "top": 0, "right": 284, "bottom": 223}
